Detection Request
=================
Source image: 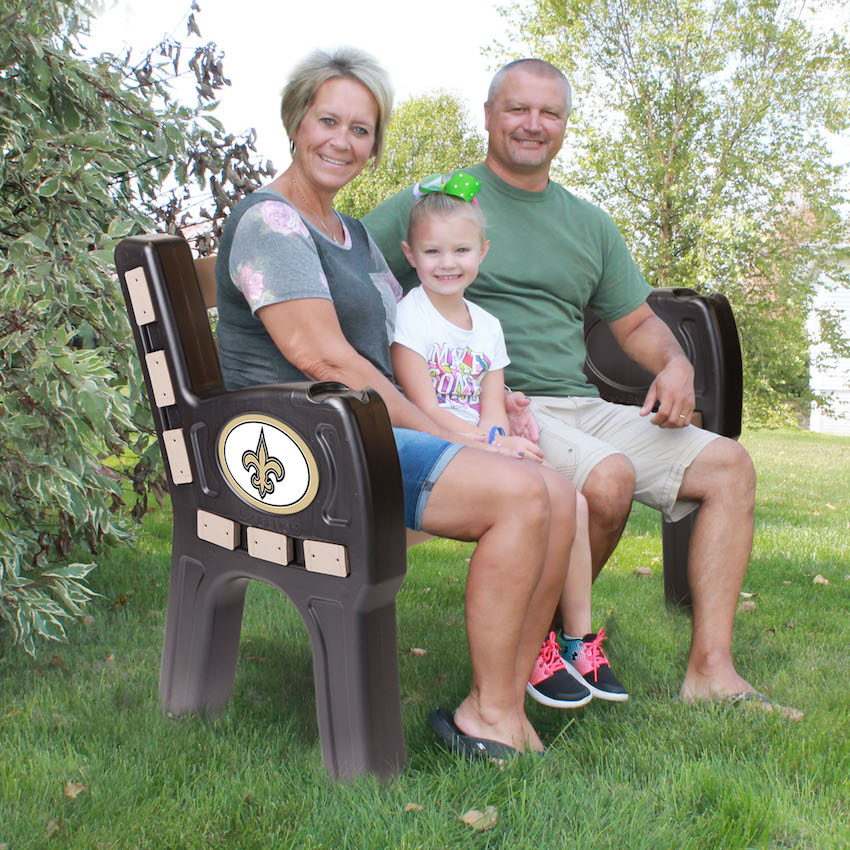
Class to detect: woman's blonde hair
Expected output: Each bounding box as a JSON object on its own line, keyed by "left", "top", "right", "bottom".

{"left": 280, "top": 47, "right": 394, "bottom": 169}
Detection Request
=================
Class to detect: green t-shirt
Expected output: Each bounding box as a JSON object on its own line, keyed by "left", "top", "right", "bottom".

{"left": 363, "top": 164, "right": 652, "bottom": 398}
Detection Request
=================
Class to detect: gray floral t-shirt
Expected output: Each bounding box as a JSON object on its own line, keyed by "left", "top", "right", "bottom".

{"left": 216, "top": 189, "right": 402, "bottom": 390}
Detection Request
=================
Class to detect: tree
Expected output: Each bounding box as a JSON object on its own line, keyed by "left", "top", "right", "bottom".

{"left": 336, "top": 90, "right": 486, "bottom": 218}
{"left": 0, "top": 0, "right": 269, "bottom": 652}
{"left": 497, "top": 0, "right": 850, "bottom": 423}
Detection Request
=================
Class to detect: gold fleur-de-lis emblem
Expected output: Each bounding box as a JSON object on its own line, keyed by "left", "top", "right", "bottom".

{"left": 241, "top": 428, "right": 284, "bottom": 499}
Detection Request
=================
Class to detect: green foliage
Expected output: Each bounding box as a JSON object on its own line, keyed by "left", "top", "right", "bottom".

{"left": 497, "top": 0, "right": 850, "bottom": 424}
{"left": 0, "top": 0, "right": 267, "bottom": 652}
{"left": 336, "top": 90, "right": 486, "bottom": 218}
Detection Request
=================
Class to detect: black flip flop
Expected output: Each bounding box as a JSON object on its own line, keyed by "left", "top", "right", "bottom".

{"left": 427, "top": 707, "right": 520, "bottom": 761}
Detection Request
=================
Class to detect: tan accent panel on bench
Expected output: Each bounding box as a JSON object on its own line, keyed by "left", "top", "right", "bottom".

{"left": 247, "top": 527, "right": 293, "bottom": 566}
{"left": 194, "top": 256, "right": 217, "bottom": 310}
{"left": 197, "top": 509, "right": 239, "bottom": 549}
{"left": 162, "top": 428, "right": 193, "bottom": 484}
{"left": 304, "top": 540, "right": 349, "bottom": 577}
{"left": 125, "top": 266, "right": 156, "bottom": 325}
{"left": 145, "top": 351, "right": 176, "bottom": 408}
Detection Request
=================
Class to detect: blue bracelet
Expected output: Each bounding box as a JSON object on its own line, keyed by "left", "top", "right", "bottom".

{"left": 488, "top": 426, "right": 506, "bottom": 444}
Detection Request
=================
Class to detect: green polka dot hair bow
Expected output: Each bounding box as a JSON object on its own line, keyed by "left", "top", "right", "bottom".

{"left": 413, "top": 171, "right": 482, "bottom": 203}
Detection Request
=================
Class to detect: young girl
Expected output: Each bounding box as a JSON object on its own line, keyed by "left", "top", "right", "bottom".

{"left": 391, "top": 174, "right": 628, "bottom": 707}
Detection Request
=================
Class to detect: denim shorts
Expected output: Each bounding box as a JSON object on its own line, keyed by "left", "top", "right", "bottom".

{"left": 393, "top": 428, "right": 464, "bottom": 531}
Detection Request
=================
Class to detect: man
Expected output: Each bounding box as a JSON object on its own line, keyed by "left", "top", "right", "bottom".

{"left": 365, "top": 59, "right": 801, "bottom": 718}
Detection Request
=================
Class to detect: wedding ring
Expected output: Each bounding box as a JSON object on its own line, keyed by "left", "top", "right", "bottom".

{"left": 679, "top": 414, "right": 687, "bottom": 420}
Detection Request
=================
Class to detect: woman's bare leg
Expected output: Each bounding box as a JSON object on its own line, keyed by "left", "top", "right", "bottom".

{"left": 420, "top": 448, "right": 572, "bottom": 753}
{"left": 511, "top": 465, "right": 577, "bottom": 742}
{"left": 513, "top": 467, "right": 577, "bottom": 683}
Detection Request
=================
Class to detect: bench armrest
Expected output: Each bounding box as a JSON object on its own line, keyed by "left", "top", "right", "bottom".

{"left": 584, "top": 287, "right": 742, "bottom": 438}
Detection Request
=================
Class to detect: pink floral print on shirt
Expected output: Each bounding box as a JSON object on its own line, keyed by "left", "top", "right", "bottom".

{"left": 371, "top": 269, "right": 403, "bottom": 302}
{"left": 236, "top": 264, "right": 265, "bottom": 306}
{"left": 261, "top": 202, "right": 309, "bottom": 238}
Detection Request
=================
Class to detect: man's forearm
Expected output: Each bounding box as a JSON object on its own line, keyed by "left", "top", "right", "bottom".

{"left": 612, "top": 311, "right": 692, "bottom": 378}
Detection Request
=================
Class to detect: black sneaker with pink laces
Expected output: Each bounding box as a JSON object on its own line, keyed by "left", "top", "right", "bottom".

{"left": 526, "top": 631, "right": 593, "bottom": 708}
{"left": 560, "top": 628, "right": 629, "bottom": 702}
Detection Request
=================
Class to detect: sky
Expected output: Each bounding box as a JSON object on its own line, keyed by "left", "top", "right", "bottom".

{"left": 86, "top": 0, "right": 849, "bottom": 172}
{"left": 87, "top": 0, "right": 513, "bottom": 171}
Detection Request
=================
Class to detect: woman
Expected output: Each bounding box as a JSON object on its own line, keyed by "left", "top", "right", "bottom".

{"left": 215, "top": 47, "right": 578, "bottom": 757}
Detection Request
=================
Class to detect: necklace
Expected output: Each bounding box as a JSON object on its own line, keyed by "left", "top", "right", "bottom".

{"left": 290, "top": 175, "right": 339, "bottom": 244}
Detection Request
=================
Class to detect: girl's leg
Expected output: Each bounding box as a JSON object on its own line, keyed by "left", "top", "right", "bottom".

{"left": 559, "top": 492, "right": 593, "bottom": 637}
{"left": 555, "top": 490, "right": 630, "bottom": 702}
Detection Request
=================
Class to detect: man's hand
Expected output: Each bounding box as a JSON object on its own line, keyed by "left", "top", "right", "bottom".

{"left": 609, "top": 303, "right": 697, "bottom": 429}
{"left": 639, "top": 358, "right": 696, "bottom": 428}
{"left": 504, "top": 390, "right": 540, "bottom": 442}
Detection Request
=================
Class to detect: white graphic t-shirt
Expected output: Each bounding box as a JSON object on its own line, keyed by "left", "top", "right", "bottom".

{"left": 394, "top": 285, "right": 510, "bottom": 425}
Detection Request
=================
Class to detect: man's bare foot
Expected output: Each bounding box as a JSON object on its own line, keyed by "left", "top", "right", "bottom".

{"left": 679, "top": 649, "right": 756, "bottom": 702}
{"left": 679, "top": 674, "right": 754, "bottom": 703}
{"left": 677, "top": 649, "right": 802, "bottom": 719}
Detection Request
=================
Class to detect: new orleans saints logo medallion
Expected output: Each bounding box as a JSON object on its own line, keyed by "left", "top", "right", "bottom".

{"left": 217, "top": 414, "right": 318, "bottom": 514}
{"left": 242, "top": 428, "right": 284, "bottom": 499}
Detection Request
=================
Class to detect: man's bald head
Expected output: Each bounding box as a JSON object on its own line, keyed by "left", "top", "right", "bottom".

{"left": 487, "top": 59, "right": 572, "bottom": 120}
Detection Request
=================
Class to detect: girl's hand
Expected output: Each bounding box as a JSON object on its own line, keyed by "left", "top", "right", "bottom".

{"left": 492, "top": 434, "right": 545, "bottom": 462}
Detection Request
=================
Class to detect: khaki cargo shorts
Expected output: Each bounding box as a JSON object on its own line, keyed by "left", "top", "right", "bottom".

{"left": 529, "top": 396, "right": 720, "bottom": 522}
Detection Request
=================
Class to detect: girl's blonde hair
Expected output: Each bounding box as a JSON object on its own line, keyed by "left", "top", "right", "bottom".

{"left": 406, "top": 193, "right": 487, "bottom": 244}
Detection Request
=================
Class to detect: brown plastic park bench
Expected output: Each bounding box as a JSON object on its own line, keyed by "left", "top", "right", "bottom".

{"left": 114, "top": 233, "right": 742, "bottom": 781}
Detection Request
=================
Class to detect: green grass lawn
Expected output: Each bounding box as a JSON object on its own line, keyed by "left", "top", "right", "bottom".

{"left": 1, "top": 429, "right": 848, "bottom": 849}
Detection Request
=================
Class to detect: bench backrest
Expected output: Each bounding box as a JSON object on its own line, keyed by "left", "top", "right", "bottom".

{"left": 194, "top": 255, "right": 217, "bottom": 310}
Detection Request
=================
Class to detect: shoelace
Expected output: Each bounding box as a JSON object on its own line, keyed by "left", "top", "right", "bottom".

{"left": 540, "top": 631, "right": 566, "bottom": 671}
{"left": 582, "top": 628, "right": 610, "bottom": 682}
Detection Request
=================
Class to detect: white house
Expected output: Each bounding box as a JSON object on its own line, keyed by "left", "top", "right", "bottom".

{"left": 809, "top": 252, "right": 850, "bottom": 435}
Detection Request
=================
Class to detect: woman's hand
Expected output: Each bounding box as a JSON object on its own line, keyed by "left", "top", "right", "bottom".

{"left": 441, "top": 430, "right": 539, "bottom": 462}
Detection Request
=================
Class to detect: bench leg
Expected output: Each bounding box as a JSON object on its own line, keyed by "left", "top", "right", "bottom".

{"left": 159, "top": 554, "right": 248, "bottom": 715}
{"left": 662, "top": 514, "right": 694, "bottom": 609}
{"left": 303, "top": 596, "right": 405, "bottom": 781}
